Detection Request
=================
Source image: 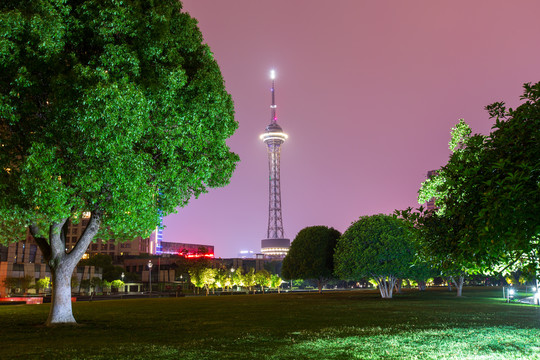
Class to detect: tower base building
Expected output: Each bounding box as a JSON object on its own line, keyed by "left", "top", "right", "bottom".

{"left": 261, "top": 238, "right": 290, "bottom": 259}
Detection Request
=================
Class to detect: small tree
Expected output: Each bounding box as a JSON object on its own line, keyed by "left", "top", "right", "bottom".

{"left": 214, "top": 268, "right": 231, "bottom": 291}
{"left": 36, "top": 277, "right": 51, "bottom": 294}
{"left": 282, "top": 226, "right": 341, "bottom": 293}
{"left": 232, "top": 268, "right": 245, "bottom": 290}
{"left": 19, "top": 275, "right": 34, "bottom": 294}
{"left": 334, "top": 214, "right": 415, "bottom": 299}
{"left": 111, "top": 280, "right": 125, "bottom": 292}
{"left": 3, "top": 277, "right": 21, "bottom": 294}
{"left": 89, "top": 277, "right": 102, "bottom": 295}
{"left": 102, "top": 280, "right": 111, "bottom": 294}
{"left": 244, "top": 268, "right": 257, "bottom": 294}
{"left": 79, "top": 279, "right": 91, "bottom": 294}
{"left": 269, "top": 274, "right": 283, "bottom": 293}
{"left": 255, "top": 270, "right": 271, "bottom": 294}
{"left": 200, "top": 268, "right": 217, "bottom": 296}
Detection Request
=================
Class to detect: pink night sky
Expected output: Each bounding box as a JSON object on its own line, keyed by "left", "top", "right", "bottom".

{"left": 163, "top": 1, "right": 540, "bottom": 258}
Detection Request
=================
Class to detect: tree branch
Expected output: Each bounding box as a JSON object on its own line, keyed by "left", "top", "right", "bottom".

{"left": 29, "top": 223, "right": 52, "bottom": 261}
{"left": 67, "top": 211, "right": 102, "bottom": 267}
{"left": 49, "top": 219, "right": 68, "bottom": 264}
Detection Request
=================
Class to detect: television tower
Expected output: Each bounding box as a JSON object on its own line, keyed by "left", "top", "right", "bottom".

{"left": 260, "top": 70, "right": 290, "bottom": 258}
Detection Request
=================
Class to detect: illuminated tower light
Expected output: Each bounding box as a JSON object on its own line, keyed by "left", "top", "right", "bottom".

{"left": 260, "top": 70, "right": 290, "bottom": 259}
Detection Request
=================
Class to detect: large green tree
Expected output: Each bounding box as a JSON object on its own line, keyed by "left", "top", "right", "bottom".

{"left": 282, "top": 225, "right": 341, "bottom": 293}
{"left": 0, "top": 0, "right": 238, "bottom": 325}
{"left": 418, "top": 82, "right": 540, "bottom": 277}
{"left": 334, "top": 215, "right": 415, "bottom": 299}
{"left": 399, "top": 208, "right": 469, "bottom": 296}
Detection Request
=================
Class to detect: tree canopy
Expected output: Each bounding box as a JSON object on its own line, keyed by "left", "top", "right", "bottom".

{"left": 334, "top": 214, "right": 415, "bottom": 299}
{"left": 281, "top": 225, "right": 341, "bottom": 293}
{"left": 0, "top": 0, "right": 238, "bottom": 324}
{"left": 417, "top": 82, "right": 540, "bottom": 275}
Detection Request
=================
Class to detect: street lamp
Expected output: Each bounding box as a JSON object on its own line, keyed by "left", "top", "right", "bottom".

{"left": 121, "top": 272, "right": 125, "bottom": 293}
{"left": 148, "top": 260, "right": 153, "bottom": 295}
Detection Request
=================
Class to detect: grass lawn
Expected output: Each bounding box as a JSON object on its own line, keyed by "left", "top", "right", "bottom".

{"left": 1, "top": 287, "right": 540, "bottom": 359}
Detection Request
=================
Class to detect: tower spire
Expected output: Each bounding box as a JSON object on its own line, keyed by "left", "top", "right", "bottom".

{"left": 260, "top": 69, "right": 290, "bottom": 259}
{"left": 270, "top": 69, "right": 277, "bottom": 123}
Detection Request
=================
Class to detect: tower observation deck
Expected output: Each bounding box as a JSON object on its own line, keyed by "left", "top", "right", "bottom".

{"left": 260, "top": 70, "right": 290, "bottom": 259}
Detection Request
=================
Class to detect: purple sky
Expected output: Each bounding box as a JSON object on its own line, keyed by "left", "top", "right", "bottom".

{"left": 163, "top": 1, "right": 540, "bottom": 258}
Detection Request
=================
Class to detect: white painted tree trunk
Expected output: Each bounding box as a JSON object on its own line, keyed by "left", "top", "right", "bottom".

{"left": 376, "top": 276, "right": 396, "bottom": 299}
{"left": 451, "top": 275, "right": 465, "bottom": 297}
{"left": 46, "top": 263, "right": 76, "bottom": 325}
{"left": 31, "top": 212, "right": 101, "bottom": 326}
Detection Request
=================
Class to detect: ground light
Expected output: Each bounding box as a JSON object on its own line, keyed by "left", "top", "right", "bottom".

{"left": 506, "top": 288, "right": 515, "bottom": 303}
{"left": 148, "top": 260, "right": 153, "bottom": 295}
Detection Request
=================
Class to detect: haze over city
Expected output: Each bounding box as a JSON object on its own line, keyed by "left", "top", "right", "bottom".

{"left": 163, "top": 0, "right": 540, "bottom": 258}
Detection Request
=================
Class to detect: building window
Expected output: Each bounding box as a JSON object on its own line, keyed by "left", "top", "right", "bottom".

{"left": 91, "top": 244, "right": 98, "bottom": 251}
{"left": 101, "top": 244, "right": 107, "bottom": 250}
{"left": 82, "top": 219, "right": 89, "bottom": 226}
{"left": 72, "top": 228, "right": 78, "bottom": 235}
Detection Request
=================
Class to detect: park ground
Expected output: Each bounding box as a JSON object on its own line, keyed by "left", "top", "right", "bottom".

{"left": 1, "top": 287, "right": 540, "bottom": 359}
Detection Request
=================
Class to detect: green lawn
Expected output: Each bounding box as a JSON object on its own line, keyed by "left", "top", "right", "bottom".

{"left": 1, "top": 287, "right": 540, "bottom": 359}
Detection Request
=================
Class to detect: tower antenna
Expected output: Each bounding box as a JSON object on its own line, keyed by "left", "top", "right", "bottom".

{"left": 270, "top": 69, "right": 277, "bottom": 123}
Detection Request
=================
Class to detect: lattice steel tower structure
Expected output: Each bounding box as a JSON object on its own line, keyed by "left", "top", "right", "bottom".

{"left": 260, "top": 70, "right": 290, "bottom": 258}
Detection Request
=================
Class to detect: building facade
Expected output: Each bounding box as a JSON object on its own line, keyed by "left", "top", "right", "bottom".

{"left": 0, "top": 235, "right": 99, "bottom": 297}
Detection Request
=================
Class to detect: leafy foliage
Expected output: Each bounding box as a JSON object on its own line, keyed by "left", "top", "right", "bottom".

{"left": 111, "top": 279, "right": 124, "bottom": 290}
{"left": 282, "top": 225, "right": 341, "bottom": 293}
{"left": 416, "top": 82, "right": 540, "bottom": 274}
{"left": 35, "top": 277, "right": 51, "bottom": 293}
{"left": 2, "top": 275, "right": 33, "bottom": 294}
{"left": 255, "top": 269, "right": 271, "bottom": 293}
{"left": 334, "top": 214, "right": 416, "bottom": 298}
{"left": 0, "top": 0, "right": 238, "bottom": 323}
{"left": 269, "top": 274, "right": 283, "bottom": 293}
{"left": 0, "top": 0, "right": 238, "bottom": 241}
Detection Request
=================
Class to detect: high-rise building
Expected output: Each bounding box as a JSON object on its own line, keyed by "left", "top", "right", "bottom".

{"left": 260, "top": 70, "right": 290, "bottom": 259}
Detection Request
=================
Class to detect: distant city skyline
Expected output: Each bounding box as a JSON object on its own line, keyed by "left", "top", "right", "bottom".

{"left": 163, "top": 0, "right": 540, "bottom": 258}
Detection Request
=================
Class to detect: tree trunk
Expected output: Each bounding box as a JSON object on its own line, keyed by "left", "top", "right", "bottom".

{"left": 451, "top": 275, "right": 465, "bottom": 297}
{"left": 317, "top": 279, "right": 323, "bottom": 294}
{"left": 30, "top": 212, "right": 102, "bottom": 326}
{"left": 47, "top": 263, "right": 76, "bottom": 325}
{"left": 417, "top": 280, "right": 426, "bottom": 291}
{"left": 376, "top": 276, "right": 396, "bottom": 299}
{"left": 395, "top": 279, "right": 402, "bottom": 293}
